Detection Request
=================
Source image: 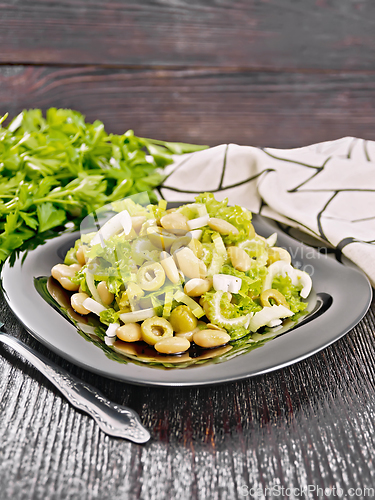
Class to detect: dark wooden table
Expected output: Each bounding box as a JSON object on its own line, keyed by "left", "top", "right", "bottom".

{"left": 1, "top": 2, "right": 375, "bottom": 499}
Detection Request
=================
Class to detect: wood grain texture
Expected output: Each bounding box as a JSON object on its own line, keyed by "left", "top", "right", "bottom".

{"left": 1, "top": 65, "right": 375, "bottom": 148}
{"left": 1, "top": 293, "right": 375, "bottom": 499}
{"left": 1, "top": 0, "right": 375, "bottom": 70}
{"left": 1, "top": 1, "right": 375, "bottom": 497}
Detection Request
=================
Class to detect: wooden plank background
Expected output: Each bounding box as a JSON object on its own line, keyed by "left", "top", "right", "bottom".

{"left": 1, "top": 0, "right": 375, "bottom": 70}
{"left": 1, "top": 3, "right": 375, "bottom": 499}
{"left": 1, "top": 0, "right": 375, "bottom": 148}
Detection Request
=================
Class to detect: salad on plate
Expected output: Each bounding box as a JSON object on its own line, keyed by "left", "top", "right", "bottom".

{"left": 49, "top": 192, "right": 312, "bottom": 366}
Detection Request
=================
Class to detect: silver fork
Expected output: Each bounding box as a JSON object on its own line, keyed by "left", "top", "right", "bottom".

{"left": 0, "top": 329, "right": 151, "bottom": 444}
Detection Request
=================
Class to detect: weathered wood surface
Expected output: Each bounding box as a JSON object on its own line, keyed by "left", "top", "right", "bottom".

{"left": 1, "top": 0, "right": 375, "bottom": 498}
{"left": 2, "top": 65, "right": 375, "bottom": 148}
{"left": 1, "top": 0, "right": 375, "bottom": 70}
{"left": 1, "top": 294, "right": 375, "bottom": 499}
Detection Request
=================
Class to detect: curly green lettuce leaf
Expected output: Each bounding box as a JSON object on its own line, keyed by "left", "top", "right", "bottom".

{"left": 176, "top": 202, "right": 208, "bottom": 220}
{"left": 195, "top": 192, "right": 253, "bottom": 244}
{"left": 70, "top": 265, "right": 89, "bottom": 293}
{"left": 85, "top": 233, "right": 133, "bottom": 285}
{"left": 64, "top": 238, "right": 82, "bottom": 265}
{"left": 99, "top": 308, "right": 121, "bottom": 326}
{"left": 272, "top": 275, "right": 308, "bottom": 318}
{"left": 111, "top": 196, "right": 151, "bottom": 217}
{"left": 221, "top": 264, "right": 267, "bottom": 299}
{"left": 148, "top": 200, "right": 167, "bottom": 222}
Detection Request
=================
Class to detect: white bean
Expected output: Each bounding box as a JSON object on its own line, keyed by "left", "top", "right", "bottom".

{"left": 154, "top": 337, "right": 190, "bottom": 354}
{"left": 227, "top": 246, "right": 252, "bottom": 272}
{"left": 97, "top": 281, "right": 114, "bottom": 305}
{"left": 175, "top": 326, "right": 201, "bottom": 342}
{"left": 131, "top": 216, "right": 146, "bottom": 233}
{"left": 51, "top": 263, "right": 80, "bottom": 291}
{"left": 193, "top": 329, "right": 231, "bottom": 348}
{"left": 71, "top": 292, "right": 90, "bottom": 315}
{"left": 174, "top": 247, "right": 207, "bottom": 279}
{"left": 208, "top": 217, "right": 239, "bottom": 235}
{"left": 117, "top": 323, "right": 142, "bottom": 342}
{"left": 160, "top": 213, "right": 189, "bottom": 234}
{"left": 76, "top": 246, "right": 87, "bottom": 265}
{"left": 184, "top": 278, "right": 212, "bottom": 297}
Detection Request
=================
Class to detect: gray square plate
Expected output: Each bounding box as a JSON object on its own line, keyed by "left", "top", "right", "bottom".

{"left": 1, "top": 214, "right": 372, "bottom": 386}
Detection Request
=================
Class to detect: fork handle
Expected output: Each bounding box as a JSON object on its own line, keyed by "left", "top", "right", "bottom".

{"left": 0, "top": 333, "right": 150, "bottom": 443}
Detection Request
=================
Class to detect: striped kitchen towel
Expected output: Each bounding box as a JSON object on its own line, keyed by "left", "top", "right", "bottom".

{"left": 158, "top": 137, "right": 375, "bottom": 288}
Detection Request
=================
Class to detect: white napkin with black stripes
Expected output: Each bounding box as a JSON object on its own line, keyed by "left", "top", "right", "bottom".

{"left": 158, "top": 137, "right": 375, "bottom": 288}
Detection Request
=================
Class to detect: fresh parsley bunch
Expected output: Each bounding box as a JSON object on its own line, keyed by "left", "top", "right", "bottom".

{"left": 0, "top": 108, "right": 206, "bottom": 264}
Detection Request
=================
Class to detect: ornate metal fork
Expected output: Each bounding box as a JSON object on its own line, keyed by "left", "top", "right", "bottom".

{"left": 0, "top": 329, "right": 151, "bottom": 444}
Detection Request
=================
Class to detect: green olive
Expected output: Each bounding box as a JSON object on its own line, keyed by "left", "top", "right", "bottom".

{"left": 260, "top": 289, "right": 289, "bottom": 309}
{"left": 141, "top": 316, "right": 174, "bottom": 345}
{"left": 169, "top": 305, "right": 198, "bottom": 333}
{"left": 147, "top": 226, "right": 177, "bottom": 251}
{"left": 137, "top": 262, "right": 165, "bottom": 291}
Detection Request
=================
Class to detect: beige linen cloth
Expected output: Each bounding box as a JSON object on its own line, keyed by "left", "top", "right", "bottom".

{"left": 158, "top": 137, "right": 375, "bottom": 288}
